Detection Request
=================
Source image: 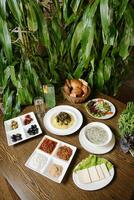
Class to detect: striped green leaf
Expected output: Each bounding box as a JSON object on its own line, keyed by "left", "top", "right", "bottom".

{"left": 103, "top": 58, "right": 111, "bottom": 82}
{"left": 4, "top": 89, "right": 14, "bottom": 120}
{"left": 119, "top": 8, "right": 132, "bottom": 60}
{"left": 12, "top": 96, "right": 21, "bottom": 117}
{"left": 0, "top": 0, "right": 7, "bottom": 20}
{"left": 117, "top": 0, "right": 129, "bottom": 23}
{"left": 101, "top": 44, "right": 111, "bottom": 59}
{"left": 95, "top": 61, "right": 104, "bottom": 90}
{"left": 7, "top": 0, "right": 22, "bottom": 24}
{"left": 26, "top": 3, "right": 38, "bottom": 32}
{"left": 0, "top": 16, "right": 13, "bottom": 64}
{"left": 81, "top": 19, "right": 95, "bottom": 67}
{"left": 100, "top": 0, "right": 110, "bottom": 44}
{"left": 10, "top": 65, "right": 18, "bottom": 88}
{"left": 71, "top": 0, "right": 82, "bottom": 14}
{"left": 88, "top": 58, "right": 95, "bottom": 87}
{"left": 63, "top": 0, "right": 69, "bottom": 22}
{"left": 83, "top": 0, "right": 100, "bottom": 27}
{"left": 71, "top": 21, "right": 83, "bottom": 58}
{"left": 73, "top": 61, "right": 84, "bottom": 79}
{"left": 30, "top": 0, "right": 51, "bottom": 51}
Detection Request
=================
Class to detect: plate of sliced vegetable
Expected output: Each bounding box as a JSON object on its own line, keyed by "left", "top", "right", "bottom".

{"left": 72, "top": 154, "right": 114, "bottom": 190}
{"left": 85, "top": 98, "right": 116, "bottom": 119}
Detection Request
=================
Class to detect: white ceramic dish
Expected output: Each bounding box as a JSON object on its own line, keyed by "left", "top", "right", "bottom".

{"left": 85, "top": 98, "right": 116, "bottom": 119}
{"left": 4, "top": 112, "right": 42, "bottom": 146}
{"left": 72, "top": 167, "right": 114, "bottom": 190}
{"left": 43, "top": 105, "right": 83, "bottom": 136}
{"left": 79, "top": 130, "right": 115, "bottom": 154}
{"left": 25, "top": 135, "right": 77, "bottom": 183}
{"left": 81, "top": 122, "right": 113, "bottom": 147}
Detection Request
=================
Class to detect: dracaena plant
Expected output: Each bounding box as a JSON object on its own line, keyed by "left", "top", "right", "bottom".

{"left": 0, "top": 0, "right": 134, "bottom": 119}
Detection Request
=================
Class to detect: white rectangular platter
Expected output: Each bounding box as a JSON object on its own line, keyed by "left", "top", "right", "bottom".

{"left": 25, "top": 135, "right": 77, "bottom": 183}
{"left": 4, "top": 112, "right": 42, "bottom": 146}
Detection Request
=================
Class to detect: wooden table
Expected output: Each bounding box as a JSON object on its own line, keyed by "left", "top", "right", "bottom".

{"left": 0, "top": 93, "right": 134, "bottom": 200}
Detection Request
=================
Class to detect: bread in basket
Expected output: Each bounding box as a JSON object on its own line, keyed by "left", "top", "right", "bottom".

{"left": 63, "top": 79, "right": 91, "bottom": 103}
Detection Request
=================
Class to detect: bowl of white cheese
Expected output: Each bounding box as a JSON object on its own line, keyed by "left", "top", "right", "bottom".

{"left": 82, "top": 122, "right": 113, "bottom": 147}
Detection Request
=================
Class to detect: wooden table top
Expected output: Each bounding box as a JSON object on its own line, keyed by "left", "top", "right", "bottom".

{"left": 0, "top": 93, "right": 134, "bottom": 200}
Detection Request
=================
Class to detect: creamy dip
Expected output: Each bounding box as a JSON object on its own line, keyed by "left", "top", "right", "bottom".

{"left": 86, "top": 126, "right": 108, "bottom": 145}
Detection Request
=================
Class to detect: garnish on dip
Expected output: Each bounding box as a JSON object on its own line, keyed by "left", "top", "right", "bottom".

{"left": 51, "top": 112, "right": 74, "bottom": 129}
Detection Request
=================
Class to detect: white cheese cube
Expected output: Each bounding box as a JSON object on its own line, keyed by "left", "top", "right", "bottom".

{"left": 95, "top": 165, "right": 105, "bottom": 180}
{"left": 88, "top": 166, "right": 100, "bottom": 182}
{"left": 77, "top": 169, "right": 91, "bottom": 183}
{"left": 100, "top": 163, "right": 110, "bottom": 178}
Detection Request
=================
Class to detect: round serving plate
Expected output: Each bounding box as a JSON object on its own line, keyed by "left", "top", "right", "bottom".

{"left": 79, "top": 125, "right": 115, "bottom": 154}
{"left": 72, "top": 167, "right": 114, "bottom": 191}
{"left": 85, "top": 98, "right": 116, "bottom": 119}
{"left": 43, "top": 105, "right": 83, "bottom": 136}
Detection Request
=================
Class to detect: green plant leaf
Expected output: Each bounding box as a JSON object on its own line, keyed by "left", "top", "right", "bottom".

{"left": 7, "top": 0, "right": 22, "bottom": 24}
{"left": 10, "top": 65, "right": 18, "bottom": 88}
{"left": 102, "top": 44, "right": 111, "bottom": 59}
{"left": 0, "top": 16, "right": 13, "bottom": 64}
{"left": 31, "top": 1, "right": 51, "bottom": 51}
{"left": 71, "top": 21, "right": 83, "bottom": 58}
{"left": 63, "top": 0, "right": 69, "bottom": 22}
{"left": 88, "top": 58, "right": 95, "bottom": 87}
{"left": 81, "top": 19, "right": 95, "bottom": 67}
{"left": 52, "top": 0, "right": 61, "bottom": 20}
{"left": 26, "top": 2, "right": 38, "bottom": 32}
{"left": 24, "top": 59, "right": 41, "bottom": 96}
{"left": 95, "top": 61, "right": 104, "bottom": 90}
{"left": 117, "top": 0, "right": 129, "bottom": 23}
{"left": 3, "top": 66, "right": 11, "bottom": 89}
{"left": 83, "top": 0, "right": 100, "bottom": 21}
{"left": 119, "top": 8, "right": 132, "bottom": 60}
{"left": 103, "top": 57, "right": 111, "bottom": 82}
{"left": 4, "top": 88, "right": 14, "bottom": 120}
{"left": 73, "top": 60, "right": 84, "bottom": 79}
{"left": 100, "top": 0, "right": 110, "bottom": 44}
{"left": 0, "top": 0, "right": 7, "bottom": 20}
{"left": 71, "top": 0, "right": 82, "bottom": 14}
{"left": 12, "top": 96, "right": 21, "bottom": 117}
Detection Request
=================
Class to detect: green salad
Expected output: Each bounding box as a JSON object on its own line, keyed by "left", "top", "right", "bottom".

{"left": 74, "top": 154, "right": 113, "bottom": 173}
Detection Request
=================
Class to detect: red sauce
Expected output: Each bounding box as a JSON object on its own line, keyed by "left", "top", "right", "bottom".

{"left": 39, "top": 138, "right": 57, "bottom": 154}
{"left": 57, "top": 146, "right": 72, "bottom": 161}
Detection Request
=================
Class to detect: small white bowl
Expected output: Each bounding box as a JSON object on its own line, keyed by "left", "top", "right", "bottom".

{"left": 82, "top": 122, "right": 113, "bottom": 147}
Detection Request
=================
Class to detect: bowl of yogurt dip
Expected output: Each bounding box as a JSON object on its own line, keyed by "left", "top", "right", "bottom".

{"left": 83, "top": 122, "right": 113, "bottom": 147}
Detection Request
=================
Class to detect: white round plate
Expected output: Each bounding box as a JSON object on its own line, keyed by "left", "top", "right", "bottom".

{"left": 85, "top": 98, "right": 116, "bottom": 119}
{"left": 43, "top": 105, "right": 83, "bottom": 136}
{"left": 72, "top": 167, "right": 114, "bottom": 191}
{"left": 79, "top": 130, "right": 115, "bottom": 154}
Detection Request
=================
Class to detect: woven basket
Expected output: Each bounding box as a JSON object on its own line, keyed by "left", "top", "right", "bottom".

{"left": 62, "top": 86, "right": 91, "bottom": 104}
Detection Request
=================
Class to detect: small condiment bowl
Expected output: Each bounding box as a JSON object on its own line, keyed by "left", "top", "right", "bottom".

{"left": 82, "top": 122, "right": 113, "bottom": 147}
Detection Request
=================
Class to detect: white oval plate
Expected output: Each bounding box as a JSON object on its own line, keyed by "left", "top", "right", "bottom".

{"left": 85, "top": 98, "right": 116, "bottom": 119}
{"left": 79, "top": 130, "right": 115, "bottom": 154}
{"left": 72, "top": 167, "right": 114, "bottom": 191}
{"left": 43, "top": 105, "right": 83, "bottom": 136}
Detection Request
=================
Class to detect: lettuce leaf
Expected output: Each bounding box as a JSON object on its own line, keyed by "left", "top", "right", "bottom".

{"left": 74, "top": 154, "right": 113, "bottom": 172}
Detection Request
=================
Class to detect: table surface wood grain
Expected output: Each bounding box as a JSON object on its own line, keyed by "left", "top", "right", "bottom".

{"left": 0, "top": 93, "right": 134, "bottom": 200}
